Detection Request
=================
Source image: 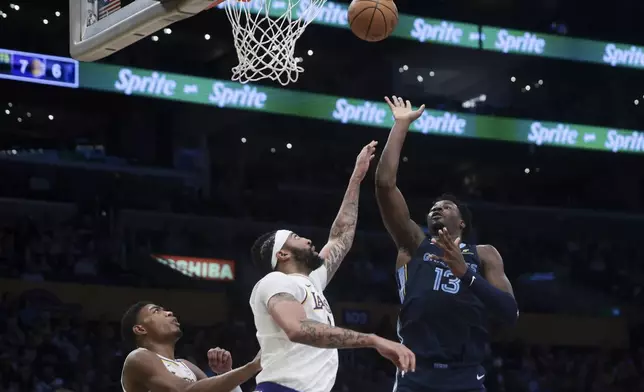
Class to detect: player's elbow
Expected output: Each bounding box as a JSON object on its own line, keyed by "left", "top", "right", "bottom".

{"left": 274, "top": 317, "right": 303, "bottom": 342}
{"left": 374, "top": 171, "right": 396, "bottom": 189}
{"left": 283, "top": 326, "right": 304, "bottom": 343}
{"left": 496, "top": 300, "right": 519, "bottom": 327}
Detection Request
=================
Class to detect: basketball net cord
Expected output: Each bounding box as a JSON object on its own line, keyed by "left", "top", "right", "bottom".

{"left": 222, "top": 0, "right": 327, "bottom": 85}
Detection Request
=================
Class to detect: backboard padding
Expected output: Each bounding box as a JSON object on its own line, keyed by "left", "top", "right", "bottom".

{"left": 70, "top": 0, "right": 220, "bottom": 62}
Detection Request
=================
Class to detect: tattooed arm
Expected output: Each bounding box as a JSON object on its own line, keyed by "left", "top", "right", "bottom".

{"left": 318, "top": 141, "right": 377, "bottom": 286}
{"left": 268, "top": 293, "right": 376, "bottom": 348}
{"left": 267, "top": 293, "right": 417, "bottom": 372}
{"left": 253, "top": 273, "right": 416, "bottom": 372}
{"left": 318, "top": 175, "right": 360, "bottom": 284}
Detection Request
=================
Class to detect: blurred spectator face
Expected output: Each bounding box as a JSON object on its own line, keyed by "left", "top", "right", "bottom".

{"left": 134, "top": 304, "right": 182, "bottom": 343}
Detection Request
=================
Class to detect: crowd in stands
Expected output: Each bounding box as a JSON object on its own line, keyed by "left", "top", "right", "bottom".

{"left": 1, "top": 196, "right": 642, "bottom": 308}
{"left": 1, "top": 289, "right": 643, "bottom": 392}
{"left": 0, "top": 183, "right": 643, "bottom": 391}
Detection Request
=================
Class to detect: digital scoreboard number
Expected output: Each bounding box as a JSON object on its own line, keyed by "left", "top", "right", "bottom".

{"left": 0, "top": 48, "right": 79, "bottom": 88}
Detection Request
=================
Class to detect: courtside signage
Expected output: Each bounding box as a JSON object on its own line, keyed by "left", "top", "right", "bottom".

{"left": 152, "top": 254, "right": 235, "bottom": 281}
{"left": 78, "top": 62, "right": 644, "bottom": 154}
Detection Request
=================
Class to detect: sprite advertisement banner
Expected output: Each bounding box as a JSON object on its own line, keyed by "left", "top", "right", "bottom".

{"left": 79, "top": 62, "right": 644, "bottom": 154}
{"left": 482, "top": 27, "right": 644, "bottom": 69}
{"left": 215, "top": 0, "right": 481, "bottom": 48}
{"left": 214, "top": 1, "right": 644, "bottom": 70}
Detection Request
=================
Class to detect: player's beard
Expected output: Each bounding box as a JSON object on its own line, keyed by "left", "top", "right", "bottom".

{"left": 290, "top": 247, "right": 324, "bottom": 271}
{"left": 429, "top": 220, "right": 445, "bottom": 237}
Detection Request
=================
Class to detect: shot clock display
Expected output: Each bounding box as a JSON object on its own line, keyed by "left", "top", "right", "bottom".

{"left": 0, "top": 48, "right": 79, "bottom": 88}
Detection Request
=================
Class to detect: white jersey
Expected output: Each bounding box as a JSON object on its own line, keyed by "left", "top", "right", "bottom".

{"left": 121, "top": 348, "right": 197, "bottom": 392}
{"left": 250, "top": 267, "right": 338, "bottom": 392}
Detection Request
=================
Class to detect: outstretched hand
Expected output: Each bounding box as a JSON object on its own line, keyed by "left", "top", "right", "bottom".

{"left": 373, "top": 336, "right": 416, "bottom": 374}
{"left": 384, "top": 96, "right": 425, "bottom": 123}
{"left": 430, "top": 228, "right": 468, "bottom": 278}
{"left": 353, "top": 140, "right": 378, "bottom": 181}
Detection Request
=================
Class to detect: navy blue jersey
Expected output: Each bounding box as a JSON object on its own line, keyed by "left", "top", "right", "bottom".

{"left": 395, "top": 238, "right": 488, "bottom": 367}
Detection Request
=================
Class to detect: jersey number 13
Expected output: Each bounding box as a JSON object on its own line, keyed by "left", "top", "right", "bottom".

{"left": 433, "top": 267, "right": 461, "bottom": 294}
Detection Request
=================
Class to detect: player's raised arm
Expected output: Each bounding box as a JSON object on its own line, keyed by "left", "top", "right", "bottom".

{"left": 375, "top": 96, "right": 426, "bottom": 256}
{"left": 123, "top": 349, "right": 260, "bottom": 392}
{"left": 318, "top": 141, "right": 377, "bottom": 284}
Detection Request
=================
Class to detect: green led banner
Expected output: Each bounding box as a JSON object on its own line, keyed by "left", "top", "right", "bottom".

{"left": 212, "top": 2, "right": 644, "bottom": 70}
{"left": 79, "top": 62, "right": 644, "bottom": 154}
{"left": 481, "top": 26, "right": 644, "bottom": 69}
{"left": 214, "top": 1, "right": 480, "bottom": 48}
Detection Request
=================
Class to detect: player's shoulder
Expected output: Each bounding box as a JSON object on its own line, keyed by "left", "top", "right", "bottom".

{"left": 125, "top": 348, "right": 155, "bottom": 364}
{"left": 475, "top": 244, "right": 503, "bottom": 263}
{"left": 251, "top": 272, "right": 293, "bottom": 300}
{"left": 123, "top": 348, "right": 159, "bottom": 374}
{"left": 254, "top": 271, "right": 290, "bottom": 289}
{"left": 475, "top": 244, "right": 498, "bottom": 253}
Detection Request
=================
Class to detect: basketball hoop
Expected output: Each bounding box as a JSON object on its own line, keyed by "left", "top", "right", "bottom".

{"left": 220, "top": 0, "right": 327, "bottom": 85}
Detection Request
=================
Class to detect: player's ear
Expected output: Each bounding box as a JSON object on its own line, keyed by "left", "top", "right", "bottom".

{"left": 133, "top": 325, "right": 146, "bottom": 336}
{"left": 277, "top": 249, "right": 290, "bottom": 262}
{"left": 459, "top": 220, "right": 465, "bottom": 230}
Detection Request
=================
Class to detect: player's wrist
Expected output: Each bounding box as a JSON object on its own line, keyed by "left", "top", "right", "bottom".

{"left": 393, "top": 118, "right": 412, "bottom": 127}
{"left": 366, "top": 333, "right": 382, "bottom": 348}
{"left": 460, "top": 268, "right": 475, "bottom": 286}
{"left": 349, "top": 171, "right": 365, "bottom": 184}
{"left": 244, "top": 360, "right": 262, "bottom": 374}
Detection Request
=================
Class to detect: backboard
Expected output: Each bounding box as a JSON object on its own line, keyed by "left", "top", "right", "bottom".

{"left": 69, "top": 0, "right": 221, "bottom": 62}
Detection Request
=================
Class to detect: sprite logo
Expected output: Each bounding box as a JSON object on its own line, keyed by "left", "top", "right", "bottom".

{"left": 331, "top": 99, "right": 467, "bottom": 134}
{"left": 412, "top": 112, "right": 467, "bottom": 134}
{"left": 604, "top": 130, "right": 644, "bottom": 152}
{"left": 410, "top": 19, "right": 464, "bottom": 44}
{"left": 527, "top": 122, "right": 578, "bottom": 146}
{"left": 494, "top": 29, "right": 546, "bottom": 54}
{"left": 114, "top": 68, "right": 177, "bottom": 96}
{"left": 208, "top": 82, "right": 267, "bottom": 109}
{"left": 332, "top": 99, "right": 388, "bottom": 124}
{"left": 296, "top": 0, "right": 348, "bottom": 26}
{"left": 602, "top": 44, "right": 644, "bottom": 67}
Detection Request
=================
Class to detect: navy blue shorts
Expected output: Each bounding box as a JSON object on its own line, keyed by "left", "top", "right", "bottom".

{"left": 254, "top": 382, "right": 300, "bottom": 392}
{"left": 393, "top": 364, "right": 487, "bottom": 392}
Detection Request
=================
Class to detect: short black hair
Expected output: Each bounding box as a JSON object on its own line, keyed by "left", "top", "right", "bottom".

{"left": 121, "top": 301, "right": 153, "bottom": 349}
{"left": 251, "top": 231, "right": 277, "bottom": 274}
{"left": 434, "top": 193, "right": 473, "bottom": 239}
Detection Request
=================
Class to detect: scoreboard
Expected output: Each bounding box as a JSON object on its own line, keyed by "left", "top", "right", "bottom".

{"left": 0, "top": 48, "right": 79, "bottom": 88}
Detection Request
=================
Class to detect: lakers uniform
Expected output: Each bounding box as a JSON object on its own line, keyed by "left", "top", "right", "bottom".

{"left": 395, "top": 239, "right": 488, "bottom": 392}
{"left": 250, "top": 268, "right": 338, "bottom": 392}
{"left": 121, "top": 348, "right": 197, "bottom": 392}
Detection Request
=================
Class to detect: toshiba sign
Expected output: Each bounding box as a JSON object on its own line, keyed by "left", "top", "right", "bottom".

{"left": 152, "top": 254, "right": 235, "bottom": 281}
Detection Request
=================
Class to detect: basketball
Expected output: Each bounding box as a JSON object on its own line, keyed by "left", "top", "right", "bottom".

{"left": 348, "top": 0, "right": 399, "bottom": 42}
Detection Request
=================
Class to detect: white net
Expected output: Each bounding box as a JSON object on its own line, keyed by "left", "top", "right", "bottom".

{"left": 222, "top": 0, "right": 327, "bottom": 85}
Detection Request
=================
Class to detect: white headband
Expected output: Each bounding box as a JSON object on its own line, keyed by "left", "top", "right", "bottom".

{"left": 271, "top": 230, "right": 292, "bottom": 270}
